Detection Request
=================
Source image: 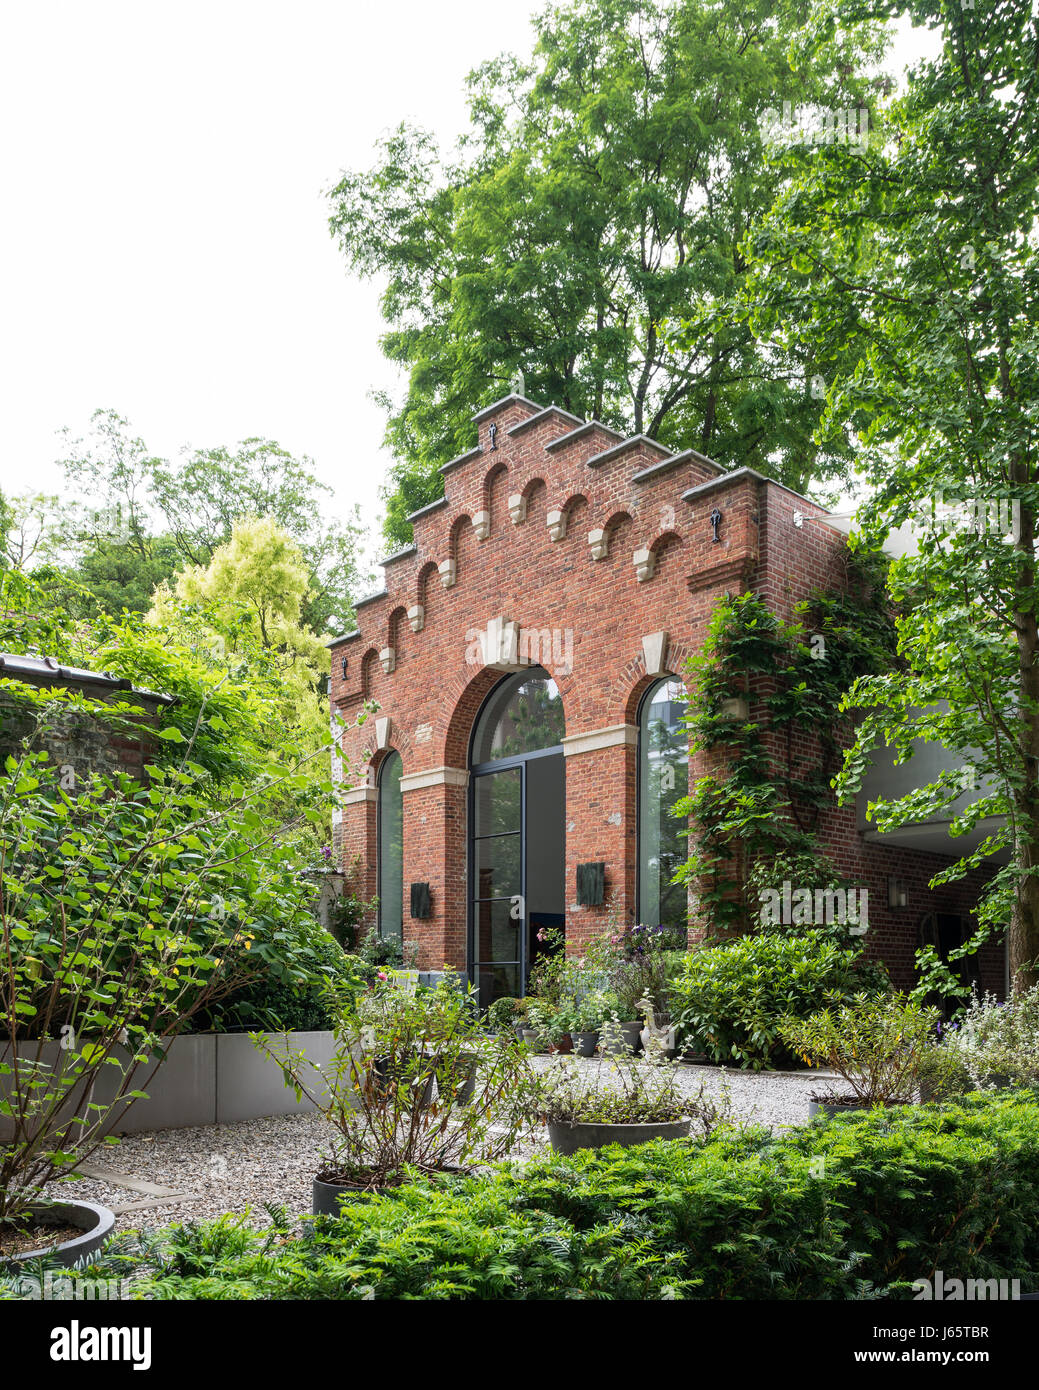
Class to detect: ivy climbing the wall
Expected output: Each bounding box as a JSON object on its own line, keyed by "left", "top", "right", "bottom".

{"left": 673, "top": 549, "right": 896, "bottom": 937}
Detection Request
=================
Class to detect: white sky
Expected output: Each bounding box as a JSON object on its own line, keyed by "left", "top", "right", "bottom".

{"left": 0, "top": 3, "right": 939, "bottom": 560}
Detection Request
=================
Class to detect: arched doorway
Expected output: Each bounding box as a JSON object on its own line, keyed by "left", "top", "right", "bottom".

{"left": 468, "top": 667, "right": 565, "bottom": 1005}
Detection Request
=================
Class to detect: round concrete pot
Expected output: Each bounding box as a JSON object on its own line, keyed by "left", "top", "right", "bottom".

{"left": 573, "top": 1030, "right": 599, "bottom": 1058}
{"left": 0, "top": 1199, "right": 115, "bottom": 1270}
{"left": 601, "top": 1021, "right": 643, "bottom": 1057}
{"left": 313, "top": 1175, "right": 381, "bottom": 1216}
{"left": 547, "top": 1118, "right": 690, "bottom": 1156}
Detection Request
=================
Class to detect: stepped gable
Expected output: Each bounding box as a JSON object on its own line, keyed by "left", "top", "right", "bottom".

{"left": 328, "top": 392, "right": 738, "bottom": 704}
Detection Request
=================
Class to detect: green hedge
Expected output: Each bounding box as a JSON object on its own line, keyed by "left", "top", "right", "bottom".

{"left": 669, "top": 931, "right": 885, "bottom": 1068}
{"left": 54, "top": 1091, "right": 1039, "bottom": 1300}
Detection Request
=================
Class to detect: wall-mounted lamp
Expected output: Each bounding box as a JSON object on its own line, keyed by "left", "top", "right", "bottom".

{"left": 888, "top": 877, "right": 908, "bottom": 909}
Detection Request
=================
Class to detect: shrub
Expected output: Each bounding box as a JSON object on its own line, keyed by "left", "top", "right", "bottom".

{"left": 937, "top": 987, "right": 1039, "bottom": 1090}
{"left": 195, "top": 925, "right": 362, "bottom": 1034}
{"left": 485, "top": 997, "right": 526, "bottom": 1034}
{"left": 256, "top": 975, "right": 537, "bottom": 1189}
{"left": 535, "top": 1039, "right": 730, "bottom": 1132}
{"left": 779, "top": 993, "right": 938, "bottom": 1105}
{"left": 66, "top": 1091, "right": 1039, "bottom": 1300}
{"left": 670, "top": 932, "right": 884, "bottom": 1069}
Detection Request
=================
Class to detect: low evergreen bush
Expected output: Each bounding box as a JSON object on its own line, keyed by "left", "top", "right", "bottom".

{"left": 54, "top": 1091, "right": 1039, "bottom": 1301}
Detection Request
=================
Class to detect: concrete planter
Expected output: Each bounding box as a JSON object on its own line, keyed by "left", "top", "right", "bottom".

{"left": 548, "top": 1118, "right": 690, "bottom": 1155}
{"left": 0, "top": 1199, "right": 115, "bottom": 1271}
{"left": 601, "top": 1021, "right": 643, "bottom": 1057}
{"left": 312, "top": 1175, "right": 366, "bottom": 1217}
{"left": 573, "top": 1030, "right": 600, "bottom": 1057}
{"left": 0, "top": 1031, "right": 337, "bottom": 1137}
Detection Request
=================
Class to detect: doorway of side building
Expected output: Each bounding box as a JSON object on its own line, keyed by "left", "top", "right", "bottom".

{"left": 468, "top": 667, "right": 565, "bottom": 1006}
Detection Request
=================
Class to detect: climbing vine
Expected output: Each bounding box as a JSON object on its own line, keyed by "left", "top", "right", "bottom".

{"left": 674, "top": 549, "right": 896, "bottom": 936}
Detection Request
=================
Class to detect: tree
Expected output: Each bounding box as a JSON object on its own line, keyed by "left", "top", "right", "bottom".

{"left": 51, "top": 409, "right": 367, "bottom": 632}
{"left": 741, "top": 0, "right": 1039, "bottom": 988}
{"left": 329, "top": 0, "right": 890, "bottom": 548}
{"left": 149, "top": 517, "right": 331, "bottom": 752}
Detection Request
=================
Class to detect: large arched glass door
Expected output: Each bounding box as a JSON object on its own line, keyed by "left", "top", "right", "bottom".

{"left": 637, "top": 678, "right": 689, "bottom": 934}
{"left": 469, "top": 669, "right": 565, "bottom": 1005}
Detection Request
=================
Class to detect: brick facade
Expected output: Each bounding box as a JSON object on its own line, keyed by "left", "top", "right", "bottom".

{"left": 329, "top": 395, "right": 1005, "bottom": 997}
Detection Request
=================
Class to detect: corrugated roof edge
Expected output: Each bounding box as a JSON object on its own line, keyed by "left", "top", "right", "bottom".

{"left": 406, "top": 496, "right": 449, "bottom": 523}
{"left": 681, "top": 467, "right": 838, "bottom": 516}
{"left": 0, "top": 653, "right": 174, "bottom": 705}
{"left": 506, "top": 404, "right": 584, "bottom": 438}
{"left": 544, "top": 419, "right": 624, "bottom": 453}
{"left": 438, "top": 447, "right": 483, "bottom": 476}
{"left": 379, "top": 545, "right": 418, "bottom": 566}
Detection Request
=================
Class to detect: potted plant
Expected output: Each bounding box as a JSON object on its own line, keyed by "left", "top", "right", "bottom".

{"left": 779, "top": 992, "right": 938, "bottom": 1118}
{"left": 524, "top": 999, "right": 563, "bottom": 1054}
{"left": 568, "top": 990, "right": 619, "bottom": 1057}
{"left": 536, "top": 1020, "right": 696, "bottom": 1154}
{"left": 256, "top": 974, "right": 537, "bottom": 1214}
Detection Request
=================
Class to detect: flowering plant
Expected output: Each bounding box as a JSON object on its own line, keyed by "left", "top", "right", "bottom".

{"left": 938, "top": 988, "right": 1039, "bottom": 1090}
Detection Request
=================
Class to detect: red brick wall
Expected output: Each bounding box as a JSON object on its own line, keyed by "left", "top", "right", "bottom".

{"left": 330, "top": 395, "right": 1005, "bottom": 993}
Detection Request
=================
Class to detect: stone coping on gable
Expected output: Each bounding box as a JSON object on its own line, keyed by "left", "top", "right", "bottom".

{"left": 471, "top": 393, "right": 544, "bottom": 424}
{"left": 585, "top": 433, "right": 673, "bottom": 469}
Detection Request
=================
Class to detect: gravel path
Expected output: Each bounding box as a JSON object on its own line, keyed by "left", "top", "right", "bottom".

{"left": 64, "top": 1060, "right": 852, "bottom": 1234}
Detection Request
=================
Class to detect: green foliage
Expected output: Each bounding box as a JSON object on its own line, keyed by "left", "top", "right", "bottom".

{"left": 780, "top": 992, "right": 938, "bottom": 1104}
{"left": 670, "top": 932, "right": 886, "bottom": 1069}
{"left": 485, "top": 996, "right": 527, "bottom": 1034}
{"left": 45, "top": 409, "right": 368, "bottom": 632}
{"left": 0, "top": 738, "right": 328, "bottom": 1220}
{"left": 331, "top": 0, "right": 889, "bottom": 547}
{"left": 193, "top": 924, "right": 362, "bottom": 1035}
{"left": 741, "top": 0, "right": 1039, "bottom": 986}
{"left": 70, "top": 1091, "right": 1039, "bottom": 1300}
{"left": 535, "top": 1045, "right": 699, "bottom": 1125}
{"left": 675, "top": 564, "right": 894, "bottom": 934}
{"left": 936, "top": 988, "right": 1039, "bottom": 1092}
{"left": 256, "top": 975, "right": 536, "bottom": 1188}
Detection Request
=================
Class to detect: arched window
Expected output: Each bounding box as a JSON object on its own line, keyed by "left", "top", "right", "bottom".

{"left": 470, "top": 669, "right": 565, "bottom": 764}
{"left": 637, "top": 679, "right": 689, "bottom": 932}
{"left": 377, "top": 751, "right": 403, "bottom": 942}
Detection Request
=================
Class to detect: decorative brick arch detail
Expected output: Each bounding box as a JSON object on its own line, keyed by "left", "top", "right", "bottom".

{"left": 416, "top": 560, "right": 439, "bottom": 608}
{"left": 439, "top": 659, "right": 572, "bottom": 768}
{"left": 613, "top": 638, "right": 696, "bottom": 726}
{"left": 360, "top": 729, "right": 415, "bottom": 775}
{"left": 360, "top": 647, "right": 380, "bottom": 698}
{"left": 521, "top": 476, "right": 547, "bottom": 506}
{"left": 648, "top": 528, "right": 684, "bottom": 557}
{"left": 600, "top": 508, "right": 633, "bottom": 535}
{"left": 483, "top": 461, "right": 509, "bottom": 529}
{"left": 387, "top": 605, "right": 408, "bottom": 661}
